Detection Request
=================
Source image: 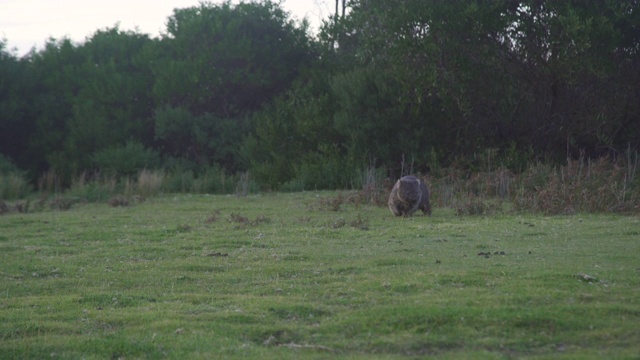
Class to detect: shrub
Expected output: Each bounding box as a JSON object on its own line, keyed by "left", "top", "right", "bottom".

{"left": 292, "top": 154, "right": 355, "bottom": 190}
{"left": 0, "top": 173, "right": 31, "bottom": 200}
{"left": 279, "top": 178, "right": 305, "bottom": 192}
{"left": 0, "top": 155, "right": 32, "bottom": 200}
{"left": 93, "top": 140, "right": 161, "bottom": 177}
{"left": 195, "top": 166, "right": 238, "bottom": 194}
{"left": 163, "top": 169, "right": 196, "bottom": 193}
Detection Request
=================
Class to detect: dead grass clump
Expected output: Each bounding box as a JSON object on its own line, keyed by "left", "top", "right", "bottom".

{"left": 205, "top": 210, "right": 221, "bottom": 224}
{"left": 228, "top": 213, "right": 270, "bottom": 227}
{"left": 512, "top": 156, "right": 639, "bottom": 214}
{"left": 293, "top": 216, "right": 312, "bottom": 224}
{"left": 315, "top": 193, "right": 345, "bottom": 212}
{"left": 229, "top": 213, "right": 249, "bottom": 224}
{"left": 50, "top": 196, "right": 74, "bottom": 211}
{"left": 0, "top": 200, "right": 9, "bottom": 215}
{"left": 430, "top": 168, "right": 469, "bottom": 208}
{"left": 37, "top": 169, "right": 60, "bottom": 194}
{"left": 427, "top": 154, "right": 637, "bottom": 215}
{"left": 469, "top": 168, "right": 512, "bottom": 199}
{"left": 176, "top": 224, "right": 193, "bottom": 232}
{"left": 350, "top": 177, "right": 394, "bottom": 208}
{"left": 455, "top": 195, "right": 503, "bottom": 216}
{"left": 235, "top": 172, "right": 251, "bottom": 197}
{"left": 14, "top": 200, "right": 30, "bottom": 213}
{"left": 252, "top": 214, "right": 270, "bottom": 225}
{"left": 35, "top": 195, "right": 48, "bottom": 209}
{"left": 328, "top": 214, "right": 369, "bottom": 230}
{"left": 108, "top": 196, "right": 129, "bottom": 207}
{"left": 136, "top": 169, "right": 164, "bottom": 197}
{"left": 313, "top": 181, "right": 391, "bottom": 212}
{"left": 430, "top": 168, "right": 514, "bottom": 209}
{"left": 331, "top": 218, "right": 346, "bottom": 229}
{"left": 349, "top": 214, "right": 370, "bottom": 230}
{"left": 131, "top": 195, "right": 146, "bottom": 204}
{"left": 353, "top": 167, "right": 392, "bottom": 207}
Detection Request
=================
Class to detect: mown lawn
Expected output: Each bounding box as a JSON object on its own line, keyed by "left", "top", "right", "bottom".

{"left": 1, "top": 192, "right": 639, "bottom": 359}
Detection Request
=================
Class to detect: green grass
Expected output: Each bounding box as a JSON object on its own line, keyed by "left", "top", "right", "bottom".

{"left": 1, "top": 192, "right": 639, "bottom": 359}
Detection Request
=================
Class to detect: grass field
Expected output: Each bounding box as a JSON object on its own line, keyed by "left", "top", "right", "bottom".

{"left": 1, "top": 192, "right": 639, "bottom": 359}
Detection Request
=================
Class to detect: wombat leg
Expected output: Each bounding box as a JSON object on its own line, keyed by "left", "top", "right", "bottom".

{"left": 391, "top": 207, "right": 403, "bottom": 216}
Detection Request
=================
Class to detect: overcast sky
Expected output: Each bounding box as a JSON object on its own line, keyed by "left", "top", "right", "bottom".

{"left": 0, "top": 0, "right": 332, "bottom": 56}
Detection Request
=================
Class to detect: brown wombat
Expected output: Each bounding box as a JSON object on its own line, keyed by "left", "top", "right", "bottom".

{"left": 388, "top": 175, "right": 432, "bottom": 217}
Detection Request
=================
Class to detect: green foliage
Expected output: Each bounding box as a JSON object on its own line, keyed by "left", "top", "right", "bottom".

{"left": 0, "top": 154, "right": 32, "bottom": 200}
{"left": 65, "top": 27, "right": 156, "bottom": 170}
{"left": 244, "top": 76, "right": 340, "bottom": 189}
{"left": 66, "top": 173, "right": 117, "bottom": 202}
{"left": 154, "top": 106, "right": 247, "bottom": 170}
{"left": 162, "top": 169, "right": 197, "bottom": 193}
{"left": 161, "top": 165, "right": 238, "bottom": 194}
{"left": 322, "top": 0, "right": 640, "bottom": 164}
{"left": 156, "top": 1, "right": 312, "bottom": 114}
{"left": 0, "top": 1, "right": 314, "bottom": 183}
{"left": 0, "top": 174, "right": 31, "bottom": 201}
{"left": 0, "top": 41, "right": 38, "bottom": 174}
{"left": 92, "top": 140, "right": 161, "bottom": 177}
{"left": 151, "top": 1, "right": 315, "bottom": 171}
{"left": 0, "top": 154, "right": 20, "bottom": 175}
{"left": 292, "top": 150, "right": 353, "bottom": 190}
{"left": 15, "top": 28, "right": 157, "bottom": 184}
{"left": 331, "top": 67, "right": 400, "bottom": 164}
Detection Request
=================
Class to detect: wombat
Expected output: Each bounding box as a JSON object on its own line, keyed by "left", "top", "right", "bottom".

{"left": 388, "top": 175, "right": 432, "bottom": 217}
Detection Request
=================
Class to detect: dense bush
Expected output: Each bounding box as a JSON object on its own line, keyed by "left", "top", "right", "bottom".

{"left": 92, "top": 140, "right": 161, "bottom": 177}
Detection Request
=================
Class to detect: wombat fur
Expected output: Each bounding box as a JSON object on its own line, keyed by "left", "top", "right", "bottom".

{"left": 388, "top": 175, "right": 432, "bottom": 217}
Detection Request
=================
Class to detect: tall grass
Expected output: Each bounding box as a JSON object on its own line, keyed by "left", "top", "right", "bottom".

{"left": 427, "top": 153, "right": 639, "bottom": 215}
{"left": 512, "top": 156, "right": 639, "bottom": 214}
{"left": 39, "top": 167, "right": 251, "bottom": 202}
{"left": 37, "top": 169, "right": 61, "bottom": 194}
{"left": 0, "top": 173, "right": 31, "bottom": 200}
{"left": 134, "top": 169, "right": 165, "bottom": 197}
{"left": 3, "top": 154, "right": 639, "bottom": 215}
{"left": 0, "top": 155, "right": 32, "bottom": 200}
{"left": 345, "top": 153, "right": 639, "bottom": 215}
{"left": 66, "top": 172, "right": 118, "bottom": 202}
{"left": 162, "top": 166, "right": 243, "bottom": 194}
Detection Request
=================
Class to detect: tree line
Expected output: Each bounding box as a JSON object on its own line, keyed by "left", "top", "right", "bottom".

{"left": 1, "top": 0, "right": 639, "bottom": 191}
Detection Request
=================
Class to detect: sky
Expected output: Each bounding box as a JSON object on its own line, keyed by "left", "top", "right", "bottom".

{"left": 0, "top": 0, "right": 332, "bottom": 56}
